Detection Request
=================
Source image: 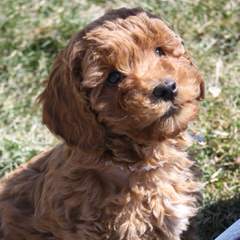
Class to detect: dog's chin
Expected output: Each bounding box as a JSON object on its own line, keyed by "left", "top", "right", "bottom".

{"left": 161, "top": 105, "right": 179, "bottom": 120}
{"left": 151, "top": 101, "right": 199, "bottom": 140}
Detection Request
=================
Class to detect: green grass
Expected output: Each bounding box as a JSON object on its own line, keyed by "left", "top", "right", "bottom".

{"left": 0, "top": 0, "right": 239, "bottom": 239}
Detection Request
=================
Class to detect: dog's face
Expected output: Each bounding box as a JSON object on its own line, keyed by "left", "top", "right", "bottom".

{"left": 39, "top": 8, "right": 204, "bottom": 148}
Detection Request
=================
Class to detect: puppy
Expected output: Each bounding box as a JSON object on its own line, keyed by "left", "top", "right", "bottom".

{"left": 0, "top": 8, "right": 204, "bottom": 240}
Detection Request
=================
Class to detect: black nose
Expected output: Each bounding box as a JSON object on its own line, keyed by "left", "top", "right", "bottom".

{"left": 152, "top": 79, "right": 177, "bottom": 101}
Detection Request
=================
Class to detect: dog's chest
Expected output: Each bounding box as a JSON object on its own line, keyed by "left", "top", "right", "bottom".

{"left": 100, "top": 163, "right": 198, "bottom": 240}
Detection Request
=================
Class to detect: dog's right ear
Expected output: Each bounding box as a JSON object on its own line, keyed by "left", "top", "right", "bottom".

{"left": 38, "top": 44, "right": 105, "bottom": 149}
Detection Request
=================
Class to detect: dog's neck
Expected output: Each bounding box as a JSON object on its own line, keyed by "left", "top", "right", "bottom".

{"left": 66, "top": 131, "right": 192, "bottom": 170}
{"left": 104, "top": 131, "right": 191, "bottom": 165}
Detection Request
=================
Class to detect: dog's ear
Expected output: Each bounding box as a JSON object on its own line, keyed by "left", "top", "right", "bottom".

{"left": 198, "top": 76, "right": 205, "bottom": 100}
{"left": 195, "top": 69, "right": 205, "bottom": 100}
{"left": 184, "top": 52, "right": 205, "bottom": 100}
{"left": 38, "top": 43, "right": 105, "bottom": 149}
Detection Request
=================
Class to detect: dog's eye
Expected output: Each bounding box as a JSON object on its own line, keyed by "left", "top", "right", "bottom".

{"left": 106, "top": 70, "right": 123, "bottom": 86}
{"left": 155, "top": 47, "right": 165, "bottom": 57}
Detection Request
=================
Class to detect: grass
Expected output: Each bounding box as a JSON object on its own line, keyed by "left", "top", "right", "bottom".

{"left": 0, "top": 0, "right": 239, "bottom": 239}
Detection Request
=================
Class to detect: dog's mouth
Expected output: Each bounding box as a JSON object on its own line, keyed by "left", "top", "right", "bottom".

{"left": 161, "top": 104, "right": 179, "bottom": 119}
{"left": 160, "top": 99, "right": 197, "bottom": 119}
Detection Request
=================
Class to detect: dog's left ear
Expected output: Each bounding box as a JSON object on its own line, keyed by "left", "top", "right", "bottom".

{"left": 184, "top": 52, "right": 205, "bottom": 100}
{"left": 197, "top": 74, "right": 205, "bottom": 100}
{"left": 38, "top": 40, "right": 105, "bottom": 149}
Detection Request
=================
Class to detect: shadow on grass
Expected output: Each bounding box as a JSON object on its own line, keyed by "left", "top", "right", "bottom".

{"left": 197, "top": 195, "right": 240, "bottom": 240}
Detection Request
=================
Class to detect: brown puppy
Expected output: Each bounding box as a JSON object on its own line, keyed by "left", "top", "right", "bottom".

{"left": 0, "top": 8, "right": 204, "bottom": 240}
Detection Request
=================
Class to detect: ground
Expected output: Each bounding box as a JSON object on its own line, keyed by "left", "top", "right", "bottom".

{"left": 0, "top": 1, "right": 239, "bottom": 239}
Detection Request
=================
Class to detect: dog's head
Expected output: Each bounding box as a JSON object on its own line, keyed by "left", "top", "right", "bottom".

{"left": 39, "top": 8, "right": 204, "bottom": 149}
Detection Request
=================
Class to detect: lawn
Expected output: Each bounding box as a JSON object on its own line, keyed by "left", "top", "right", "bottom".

{"left": 0, "top": 0, "right": 239, "bottom": 239}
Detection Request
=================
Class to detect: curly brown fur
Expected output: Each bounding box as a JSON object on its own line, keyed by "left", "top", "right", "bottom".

{"left": 0, "top": 8, "right": 204, "bottom": 240}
